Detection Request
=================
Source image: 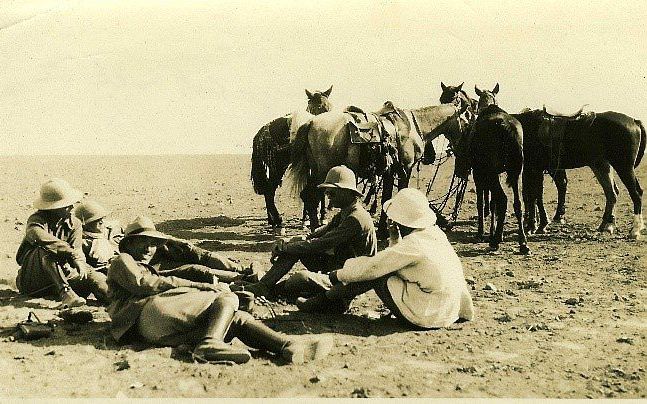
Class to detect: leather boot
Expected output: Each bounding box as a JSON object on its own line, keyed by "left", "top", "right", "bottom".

{"left": 59, "top": 287, "right": 86, "bottom": 308}
{"left": 281, "top": 335, "right": 335, "bottom": 364}
{"left": 193, "top": 296, "right": 251, "bottom": 364}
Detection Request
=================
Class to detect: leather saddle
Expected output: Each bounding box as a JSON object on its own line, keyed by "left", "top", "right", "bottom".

{"left": 344, "top": 105, "right": 397, "bottom": 144}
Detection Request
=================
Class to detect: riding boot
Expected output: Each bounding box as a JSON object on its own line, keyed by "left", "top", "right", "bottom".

{"left": 229, "top": 311, "right": 334, "bottom": 364}
{"left": 193, "top": 294, "right": 252, "bottom": 364}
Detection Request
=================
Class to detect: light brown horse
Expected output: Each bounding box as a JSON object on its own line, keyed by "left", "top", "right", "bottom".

{"left": 288, "top": 101, "right": 468, "bottom": 237}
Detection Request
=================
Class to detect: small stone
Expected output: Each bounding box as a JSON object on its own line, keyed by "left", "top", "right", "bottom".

{"left": 616, "top": 337, "right": 634, "bottom": 345}
{"left": 114, "top": 360, "right": 130, "bottom": 371}
{"left": 44, "top": 350, "right": 55, "bottom": 356}
{"left": 129, "top": 382, "right": 144, "bottom": 389}
{"left": 455, "top": 384, "right": 462, "bottom": 391}
{"left": 505, "top": 271, "right": 514, "bottom": 277}
{"left": 465, "top": 276, "right": 476, "bottom": 285}
{"left": 484, "top": 283, "right": 497, "bottom": 292}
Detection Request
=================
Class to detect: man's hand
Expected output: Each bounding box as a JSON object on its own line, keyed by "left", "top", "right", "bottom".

{"left": 328, "top": 270, "right": 341, "bottom": 285}
{"left": 72, "top": 260, "right": 89, "bottom": 280}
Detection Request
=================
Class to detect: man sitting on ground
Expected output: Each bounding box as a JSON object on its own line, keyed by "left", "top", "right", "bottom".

{"left": 297, "top": 188, "right": 475, "bottom": 329}
{"left": 244, "top": 165, "right": 377, "bottom": 298}
{"left": 15, "top": 179, "right": 109, "bottom": 307}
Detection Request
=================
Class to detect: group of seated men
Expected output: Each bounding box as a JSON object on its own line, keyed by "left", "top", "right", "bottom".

{"left": 14, "top": 165, "right": 474, "bottom": 365}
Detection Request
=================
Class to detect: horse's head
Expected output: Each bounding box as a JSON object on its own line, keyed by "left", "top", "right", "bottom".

{"left": 440, "top": 82, "right": 468, "bottom": 105}
{"left": 305, "top": 86, "right": 333, "bottom": 115}
{"left": 475, "top": 83, "right": 499, "bottom": 112}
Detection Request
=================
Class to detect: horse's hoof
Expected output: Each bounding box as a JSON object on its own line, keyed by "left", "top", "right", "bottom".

{"left": 598, "top": 223, "right": 615, "bottom": 234}
{"left": 519, "top": 245, "right": 531, "bottom": 255}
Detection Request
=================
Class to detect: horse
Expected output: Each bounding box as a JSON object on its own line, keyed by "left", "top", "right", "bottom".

{"left": 453, "top": 84, "right": 530, "bottom": 254}
{"left": 515, "top": 106, "right": 646, "bottom": 239}
{"left": 441, "top": 82, "right": 569, "bottom": 235}
{"left": 288, "top": 101, "right": 468, "bottom": 238}
{"left": 250, "top": 86, "right": 332, "bottom": 232}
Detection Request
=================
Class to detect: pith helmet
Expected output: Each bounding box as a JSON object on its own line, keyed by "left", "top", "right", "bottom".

{"left": 120, "top": 216, "right": 169, "bottom": 244}
{"left": 317, "top": 165, "right": 362, "bottom": 196}
{"left": 74, "top": 199, "right": 110, "bottom": 225}
{"left": 383, "top": 188, "right": 436, "bottom": 229}
{"left": 32, "top": 178, "right": 83, "bottom": 210}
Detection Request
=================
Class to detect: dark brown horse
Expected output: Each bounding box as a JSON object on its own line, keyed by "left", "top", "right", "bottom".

{"left": 441, "top": 82, "right": 569, "bottom": 235}
{"left": 454, "top": 84, "right": 530, "bottom": 254}
{"left": 516, "top": 107, "right": 646, "bottom": 239}
{"left": 289, "top": 101, "right": 468, "bottom": 237}
{"left": 250, "top": 86, "right": 332, "bottom": 232}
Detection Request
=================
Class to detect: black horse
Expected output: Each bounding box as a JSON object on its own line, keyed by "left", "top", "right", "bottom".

{"left": 250, "top": 87, "right": 332, "bottom": 232}
{"left": 454, "top": 84, "right": 530, "bottom": 254}
{"left": 515, "top": 107, "right": 646, "bottom": 239}
{"left": 441, "top": 82, "right": 570, "bottom": 235}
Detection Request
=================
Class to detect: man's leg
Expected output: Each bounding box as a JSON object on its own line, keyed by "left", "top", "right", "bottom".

{"left": 16, "top": 249, "right": 85, "bottom": 306}
{"left": 225, "top": 310, "right": 334, "bottom": 364}
{"left": 297, "top": 277, "right": 384, "bottom": 314}
{"left": 282, "top": 271, "right": 333, "bottom": 298}
{"left": 68, "top": 269, "right": 110, "bottom": 305}
{"left": 159, "top": 264, "right": 241, "bottom": 284}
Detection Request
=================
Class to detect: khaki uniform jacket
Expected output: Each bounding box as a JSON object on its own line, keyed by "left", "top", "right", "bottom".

{"left": 336, "top": 226, "right": 475, "bottom": 328}
{"left": 106, "top": 253, "right": 208, "bottom": 341}
{"left": 283, "top": 200, "right": 377, "bottom": 265}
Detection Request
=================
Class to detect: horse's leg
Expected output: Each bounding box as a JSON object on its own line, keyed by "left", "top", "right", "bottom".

{"left": 590, "top": 162, "right": 617, "bottom": 234}
{"left": 489, "top": 175, "right": 507, "bottom": 251}
{"left": 552, "top": 170, "right": 568, "bottom": 223}
{"left": 614, "top": 165, "right": 644, "bottom": 239}
{"left": 535, "top": 174, "right": 549, "bottom": 234}
{"left": 319, "top": 194, "right": 328, "bottom": 225}
{"left": 377, "top": 170, "right": 395, "bottom": 240}
{"left": 484, "top": 190, "right": 490, "bottom": 219}
{"left": 264, "top": 185, "right": 283, "bottom": 232}
{"left": 522, "top": 169, "right": 539, "bottom": 235}
{"left": 300, "top": 182, "right": 320, "bottom": 233}
{"left": 299, "top": 190, "right": 310, "bottom": 230}
{"left": 475, "top": 182, "right": 486, "bottom": 240}
{"left": 509, "top": 176, "right": 530, "bottom": 254}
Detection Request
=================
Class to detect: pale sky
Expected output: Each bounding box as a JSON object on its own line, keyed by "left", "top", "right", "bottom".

{"left": 1, "top": 0, "right": 646, "bottom": 155}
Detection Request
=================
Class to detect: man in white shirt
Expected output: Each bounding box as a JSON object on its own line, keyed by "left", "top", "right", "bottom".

{"left": 297, "top": 188, "right": 475, "bottom": 329}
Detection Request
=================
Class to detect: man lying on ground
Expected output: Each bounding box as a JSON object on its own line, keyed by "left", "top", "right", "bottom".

{"left": 107, "top": 216, "right": 333, "bottom": 364}
{"left": 297, "top": 188, "right": 475, "bottom": 329}
{"left": 243, "top": 165, "right": 377, "bottom": 298}
{"left": 15, "top": 179, "right": 109, "bottom": 308}
{"left": 74, "top": 199, "right": 261, "bottom": 284}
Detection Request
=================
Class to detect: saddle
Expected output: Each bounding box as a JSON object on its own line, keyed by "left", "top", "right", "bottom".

{"left": 344, "top": 106, "right": 397, "bottom": 144}
{"left": 538, "top": 111, "right": 596, "bottom": 147}
{"left": 538, "top": 110, "right": 596, "bottom": 170}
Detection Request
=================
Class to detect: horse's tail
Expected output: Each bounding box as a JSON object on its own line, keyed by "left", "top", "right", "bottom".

{"left": 287, "top": 121, "right": 312, "bottom": 197}
{"left": 250, "top": 127, "right": 270, "bottom": 195}
{"left": 506, "top": 126, "right": 524, "bottom": 188}
{"left": 635, "top": 119, "right": 646, "bottom": 168}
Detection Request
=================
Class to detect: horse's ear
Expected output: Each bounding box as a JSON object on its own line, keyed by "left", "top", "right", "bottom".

{"left": 305, "top": 89, "right": 314, "bottom": 99}
{"left": 474, "top": 86, "right": 483, "bottom": 97}
{"left": 322, "top": 85, "right": 333, "bottom": 98}
{"left": 457, "top": 82, "right": 464, "bottom": 91}
{"left": 441, "top": 82, "right": 447, "bottom": 91}
{"left": 493, "top": 83, "right": 500, "bottom": 94}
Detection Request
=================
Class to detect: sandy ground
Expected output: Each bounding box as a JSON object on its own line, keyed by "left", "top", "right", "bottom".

{"left": 0, "top": 154, "right": 644, "bottom": 398}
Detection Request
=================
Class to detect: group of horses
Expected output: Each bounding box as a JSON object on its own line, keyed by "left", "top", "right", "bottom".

{"left": 251, "top": 83, "right": 646, "bottom": 254}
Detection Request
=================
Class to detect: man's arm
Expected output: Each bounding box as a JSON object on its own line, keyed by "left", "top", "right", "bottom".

{"left": 335, "top": 242, "right": 419, "bottom": 284}
{"left": 283, "top": 216, "right": 360, "bottom": 256}
{"left": 25, "top": 223, "right": 81, "bottom": 262}
{"left": 108, "top": 254, "right": 215, "bottom": 297}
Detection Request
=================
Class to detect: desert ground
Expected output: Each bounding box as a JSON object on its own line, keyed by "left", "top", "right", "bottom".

{"left": 0, "top": 154, "right": 644, "bottom": 398}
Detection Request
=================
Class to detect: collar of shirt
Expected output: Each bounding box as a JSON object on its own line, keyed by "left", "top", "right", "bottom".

{"left": 336, "top": 199, "right": 359, "bottom": 221}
